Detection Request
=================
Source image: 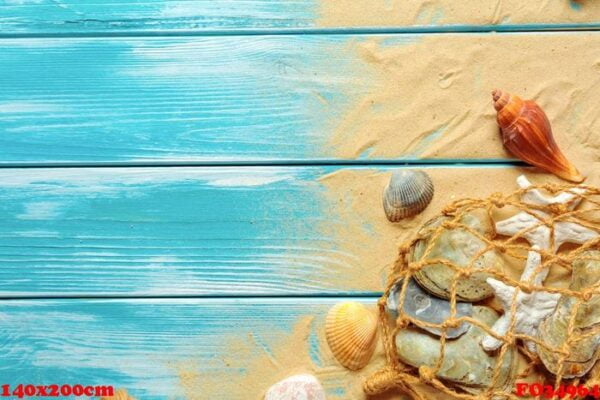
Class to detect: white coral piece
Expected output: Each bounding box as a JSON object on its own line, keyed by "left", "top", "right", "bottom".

{"left": 482, "top": 176, "right": 597, "bottom": 352}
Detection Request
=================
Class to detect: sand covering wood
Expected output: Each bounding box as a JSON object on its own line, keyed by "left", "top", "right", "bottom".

{"left": 323, "top": 33, "right": 600, "bottom": 162}
{"left": 318, "top": 0, "right": 600, "bottom": 28}
{"left": 317, "top": 165, "right": 600, "bottom": 294}
{"left": 175, "top": 313, "right": 420, "bottom": 399}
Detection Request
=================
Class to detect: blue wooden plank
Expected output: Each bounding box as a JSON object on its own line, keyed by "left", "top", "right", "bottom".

{"left": 0, "top": 0, "right": 599, "bottom": 34}
{"left": 0, "top": 298, "right": 399, "bottom": 400}
{"left": 0, "top": 164, "right": 569, "bottom": 297}
{"left": 0, "top": 33, "right": 598, "bottom": 164}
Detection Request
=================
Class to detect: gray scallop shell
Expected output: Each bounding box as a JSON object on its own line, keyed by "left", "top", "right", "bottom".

{"left": 396, "top": 306, "right": 517, "bottom": 392}
{"left": 383, "top": 170, "right": 434, "bottom": 222}
{"left": 538, "top": 250, "right": 600, "bottom": 378}
{"left": 386, "top": 278, "right": 472, "bottom": 339}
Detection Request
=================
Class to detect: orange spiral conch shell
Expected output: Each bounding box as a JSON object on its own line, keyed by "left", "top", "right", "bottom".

{"left": 325, "top": 302, "right": 378, "bottom": 370}
{"left": 492, "top": 90, "right": 584, "bottom": 183}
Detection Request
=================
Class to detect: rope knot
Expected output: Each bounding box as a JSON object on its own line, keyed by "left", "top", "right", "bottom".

{"left": 456, "top": 268, "right": 471, "bottom": 278}
{"left": 442, "top": 221, "right": 458, "bottom": 230}
{"left": 399, "top": 243, "right": 411, "bottom": 256}
{"left": 494, "top": 242, "right": 507, "bottom": 253}
{"left": 547, "top": 203, "right": 568, "bottom": 215}
{"left": 504, "top": 333, "right": 516, "bottom": 346}
{"left": 419, "top": 366, "right": 436, "bottom": 383}
{"left": 407, "top": 262, "right": 423, "bottom": 274}
{"left": 543, "top": 183, "right": 564, "bottom": 194}
{"left": 395, "top": 317, "right": 410, "bottom": 330}
{"left": 441, "top": 318, "right": 459, "bottom": 329}
{"left": 441, "top": 205, "right": 457, "bottom": 215}
{"left": 490, "top": 193, "right": 505, "bottom": 208}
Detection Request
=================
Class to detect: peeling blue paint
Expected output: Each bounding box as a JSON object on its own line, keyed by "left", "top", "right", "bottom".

{"left": 570, "top": 1, "right": 583, "bottom": 11}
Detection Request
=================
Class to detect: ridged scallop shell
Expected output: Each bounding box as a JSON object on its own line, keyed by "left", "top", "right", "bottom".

{"left": 492, "top": 89, "right": 584, "bottom": 183}
{"left": 383, "top": 170, "right": 434, "bottom": 222}
{"left": 325, "top": 302, "right": 378, "bottom": 370}
{"left": 538, "top": 250, "right": 600, "bottom": 378}
{"left": 411, "top": 212, "right": 505, "bottom": 302}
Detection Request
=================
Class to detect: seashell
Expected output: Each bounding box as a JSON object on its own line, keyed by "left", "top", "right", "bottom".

{"left": 396, "top": 306, "right": 517, "bottom": 392}
{"left": 492, "top": 89, "right": 584, "bottom": 183}
{"left": 100, "top": 389, "right": 136, "bottom": 400}
{"left": 325, "top": 301, "right": 378, "bottom": 370}
{"left": 386, "top": 278, "right": 472, "bottom": 339}
{"left": 383, "top": 170, "right": 434, "bottom": 222}
{"left": 264, "top": 374, "right": 326, "bottom": 400}
{"left": 411, "top": 212, "right": 506, "bottom": 302}
{"left": 538, "top": 250, "right": 600, "bottom": 378}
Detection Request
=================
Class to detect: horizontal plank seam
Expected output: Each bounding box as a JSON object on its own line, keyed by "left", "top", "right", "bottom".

{"left": 0, "top": 160, "right": 525, "bottom": 169}
{"left": 0, "top": 293, "right": 383, "bottom": 301}
{"left": 0, "top": 24, "right": 599, "bottom": 39}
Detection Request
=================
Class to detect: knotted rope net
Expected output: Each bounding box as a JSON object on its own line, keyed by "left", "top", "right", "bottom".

{"left": 364, "top": 182, "right": 600, "bottom": 400}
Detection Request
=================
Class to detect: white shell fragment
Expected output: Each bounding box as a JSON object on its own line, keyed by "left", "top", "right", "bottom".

{"left": 264, "top": 374, "right": 326, "bottom": 400}
{"left": 383, "top": 170, "right": 434, "bottom": 222}
{"left": 483, "top": 176, "right": 594, "bottom": 352}
{"left": 538, "top": 250, "right": 600, "bottom": 378}
{"left": 480, "top": 254, "right": 560, "bottom": 352}
{"left": 387, "top": 279, "right": 472, "bottom": 339}
{"left": 496, "top": 175, "right": 598, "bottom": 251}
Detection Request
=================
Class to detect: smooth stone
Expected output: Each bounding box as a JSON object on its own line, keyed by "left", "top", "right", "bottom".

{"left": 386, "top": 278, "right": 472, "bottom": 339}
{"left": 396, "top": 306, "right": 516, "bottom": 392}
{"left": 264, "top": 374, "right": 326, "bottom": 400}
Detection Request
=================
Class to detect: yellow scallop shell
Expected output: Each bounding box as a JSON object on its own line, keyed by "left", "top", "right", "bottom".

{"left": 325, "top": 302, "right": 378, "bottom": 370}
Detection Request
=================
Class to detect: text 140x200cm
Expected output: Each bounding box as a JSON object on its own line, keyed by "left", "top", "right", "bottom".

{"left": 1, "top": 384, "right": 114, "bottom": 398}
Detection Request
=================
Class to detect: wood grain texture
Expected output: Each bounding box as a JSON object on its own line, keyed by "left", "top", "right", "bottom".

{"left": 0, "top": 298, "right": 406, "bottom": 400}
{"left": 0, "top": 0, "right": 598, "bottom": 34}
{"left": 0, "top": 164, "right": 587, "bottom": 297}
{"left": 1, "top": 33, "right": 599, "bottom": 164}
{"left": 0, "top": 166, "right": 370, "bottom": 296}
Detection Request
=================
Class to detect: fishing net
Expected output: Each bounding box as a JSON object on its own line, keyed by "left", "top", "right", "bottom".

{"left": 363, "top": 181, "right": 600, "bottom": 400}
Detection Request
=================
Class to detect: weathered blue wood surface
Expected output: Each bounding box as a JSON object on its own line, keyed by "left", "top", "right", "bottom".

{"left": 0, "top": 0, "right": 599, "bottom": 35}
{"left": 1, "top": 32, "right": 599, "bottom": 164}
{"left": 0, "top": 35, "right": 364, "bottom": 164}
{"left": 4, "top": 163, "right": 590, "bottom": 300}
{"left": 0, "top": 298, "right": 384, "bottom": 400}
{"left": 0, "top": 165, "right": 537, "bottom": 297}
{"left": 0, "top": 166, "right": 351, "bottom": 296}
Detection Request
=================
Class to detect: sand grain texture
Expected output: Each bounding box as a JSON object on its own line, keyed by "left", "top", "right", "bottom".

{"left": 318, "top": 0, "right": 600, "bottom": 27}
{"left": 326, "top": 34, "right": 600, "bottom": 163}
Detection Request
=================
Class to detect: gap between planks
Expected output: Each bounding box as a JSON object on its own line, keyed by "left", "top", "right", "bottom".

{"left": 1, "top": 24, "right": 600, "bottom": 39}
{"left": 0, "top": 292, "right": 383, "bottom": 303}
{"left": 0, "top": 160, "right": 524, "bottom": 169}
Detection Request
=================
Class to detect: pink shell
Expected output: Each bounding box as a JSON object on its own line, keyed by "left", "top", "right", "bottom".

{"left": 264, "top": 374, "right": 326, "bottom": 400}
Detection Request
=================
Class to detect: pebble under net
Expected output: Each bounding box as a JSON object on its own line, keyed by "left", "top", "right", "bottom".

{"left": 364, "top": 182, "right": 600, "bottom": 400}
